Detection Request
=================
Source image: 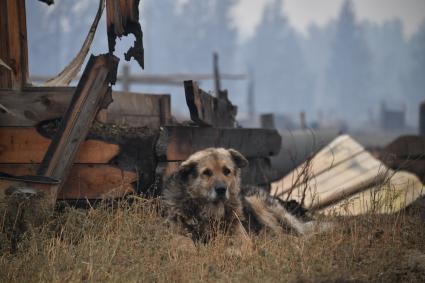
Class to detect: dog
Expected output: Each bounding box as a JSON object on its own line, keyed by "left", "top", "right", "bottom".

{"left": 162, "top": 148, "right": 330, "bottom": 254}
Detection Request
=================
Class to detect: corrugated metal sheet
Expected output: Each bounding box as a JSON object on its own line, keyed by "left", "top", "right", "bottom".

{"left": 271, "top": 135, "right": 425, "bottom": 216}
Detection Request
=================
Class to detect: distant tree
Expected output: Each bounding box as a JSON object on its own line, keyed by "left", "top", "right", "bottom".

{"left": 324, "top": 0, "right": 372, "bottom": 125}
{"left": 363, "top": 20, "right": 408, "bottom": 107}
{"left": 404, "top": 21, "right": 425, "bottom": 125}
{"left": 208, "top": 0, "right": 239, "bottom": 71}
{"left": 142, "top": 0, "right": 180, "bottom": 72}
{"left": 303, "top": 22, "right": 336, "bottom": 116}
{"left": 245, "top": 0, "right": 313, "bottom": 115}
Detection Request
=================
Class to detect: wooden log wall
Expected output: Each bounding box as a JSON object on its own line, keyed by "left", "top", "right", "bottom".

{"left": 0, "top": 88, "right": 171, "bottom": 200}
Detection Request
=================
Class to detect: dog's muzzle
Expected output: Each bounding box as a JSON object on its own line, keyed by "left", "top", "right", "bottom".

{"left": 214, "top": 185, "right": 227, "bottom": 200}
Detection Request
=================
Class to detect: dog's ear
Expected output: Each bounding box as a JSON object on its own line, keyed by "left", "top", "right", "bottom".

{"left": 177, "top": 161, "right": 198, "bottom": 182}
{"left": 228, "top": 149, "right": 248, "bottom": 168}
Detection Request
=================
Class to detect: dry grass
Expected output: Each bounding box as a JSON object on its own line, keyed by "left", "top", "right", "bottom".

{"left": 1, "top": 197, "right": 425, "bottom": 283}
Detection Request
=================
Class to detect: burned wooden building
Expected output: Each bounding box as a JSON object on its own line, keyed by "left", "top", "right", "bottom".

{"left": 0, "top": 0, "right": 281, "bottom": 206}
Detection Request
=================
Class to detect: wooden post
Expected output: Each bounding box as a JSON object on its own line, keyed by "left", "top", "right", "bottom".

{"left": 420, "top": 101, "right": 425, "bottom": 136}
{"left": 0, "top": 0, "right": 29, "bottom": 89}
{"left": 260, "top": 114, "right": 275, "bottom": 130}
{"left": 122, "top": 64, "right": 130, "bottom": 92}
{"left": 213, "top": 53, "right": 223, "bottom": 98}
{"left": 300, "top": 112, "right": 307, "bottom": 130}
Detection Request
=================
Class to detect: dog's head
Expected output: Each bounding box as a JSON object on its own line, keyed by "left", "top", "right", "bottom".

{"left": 176, "top": 148, "right": 248, "bottom": 203}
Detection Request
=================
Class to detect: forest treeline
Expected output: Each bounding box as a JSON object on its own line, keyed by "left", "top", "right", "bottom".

{"left": 27, "top": 0, "right": 425, "bottom": 127}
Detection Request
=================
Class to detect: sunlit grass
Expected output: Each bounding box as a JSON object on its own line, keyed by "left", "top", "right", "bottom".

{"left": 1, "top": 196, "right": 424, "bottom": 282}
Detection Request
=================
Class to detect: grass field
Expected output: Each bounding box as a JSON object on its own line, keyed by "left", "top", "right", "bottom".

{"left": 1, "top": 197, "right": 425, "bottom": 282}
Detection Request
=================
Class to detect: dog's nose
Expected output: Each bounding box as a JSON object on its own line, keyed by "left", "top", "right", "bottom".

{"left": 215, "top": 186, "right": 227, "bottom": 198}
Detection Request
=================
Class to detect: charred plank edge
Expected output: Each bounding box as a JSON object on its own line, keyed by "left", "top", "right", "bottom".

{"left": 184, "top": 80, "right": 210, "bottom": 126}
{"left": 38, "top": 0, "right": 54, "bottom": 5}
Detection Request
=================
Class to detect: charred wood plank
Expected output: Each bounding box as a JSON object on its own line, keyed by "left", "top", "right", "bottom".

{"left": 106, "top": 0, "right": 144, "bottom": 68}
{"left": 0, "top": 164, "right": 136, "bottom": 200}
{"left": 0, "top": 127, "right": 120, "bottom": 164}
{"left": 156, "top": 126, "right": 282, "bottom": 162}
{"left": 383, "top": 136, "right": 425, "bottom": 159}
{"left": 184, "top": 80, "right": 237, "bottom": 127}
{"left": 0, "top": 88, "right": 171, "bottom": 128}
{"left": 0, "top": 0, "right": 29, "bottom": 89}
{"left": 37, "top": 54, "right": 119, "bottom": 194}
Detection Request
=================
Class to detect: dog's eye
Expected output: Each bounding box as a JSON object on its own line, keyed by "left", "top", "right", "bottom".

{"left": 202, "top": 169, "right": 213, "bottom": 177}
{"left": 223, "top": 167, "right": 231, "bottom": 176}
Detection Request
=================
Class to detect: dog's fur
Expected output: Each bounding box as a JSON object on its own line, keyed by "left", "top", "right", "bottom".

{"left": 162, "top": 148, "right": 329, "bottom": 251}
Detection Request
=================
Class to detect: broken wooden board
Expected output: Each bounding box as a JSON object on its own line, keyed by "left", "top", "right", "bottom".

{"left": 0, "top": 127, "right": 120, "bottom": 164}
{"left": 184, "top": 80, "right": 237, "bottom": 127}
{"left": 0, "top": 164, "right": 136, "bottom": 200}
{"left": 270, "top": 135, "right": 425, "bottom": 215}
{"left": 156, "top": 126, "right": 282, "bottom": 162}
{"left": 320, "top": 171, "right": 425, "bottom": 216}
{"left": 0, "top": 0, "right": 29, "bottom": 89}
{"left": 38, "top": 54, "right": 119, "bottom": 203}
{"left": 106, "top": 0, "right": 144, "bottom": 68}
{"left": 0, "top": 88, "right": 171, "bottom": 128}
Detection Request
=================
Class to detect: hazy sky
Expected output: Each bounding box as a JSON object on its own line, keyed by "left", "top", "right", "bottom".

{"left": 232, "top": 0, "right": 425, "bottom": 39}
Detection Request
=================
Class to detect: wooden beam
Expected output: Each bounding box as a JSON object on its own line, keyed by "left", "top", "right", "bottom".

{"left": 184, "top": 80, "right": 237, "bottom": 128}
{"left": 37, "top": 54, "right": 119, "bottom": 200}
{"left": 0, "top": 0, "right": 29, "bottom": 89}
{"left": 106, "top": 0, "right": 144, "bottom": 68}
{"left": 156, "top": 126, "right": 282, "bottom": 161}
{"left": 0, "top": 127, "right": 120, "bottom": 164}
{"left": 0, "top": 164, "right": 136, "bottom": 200}
{"left": 0, "top": 88, "right": 171, "bottom": 127}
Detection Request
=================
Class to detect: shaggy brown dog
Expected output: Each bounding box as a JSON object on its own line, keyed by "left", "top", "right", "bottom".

{"left": 162, "top": 148, "right": 329, "bottom": 253}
